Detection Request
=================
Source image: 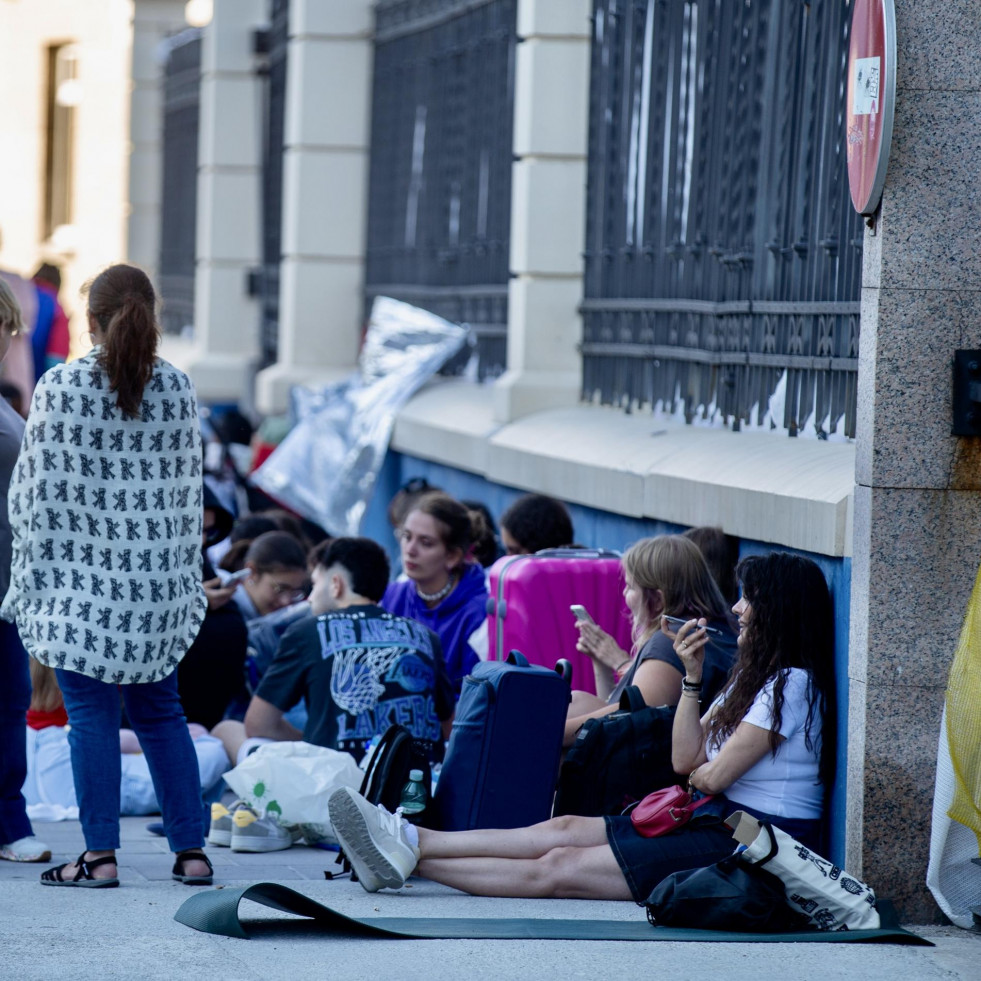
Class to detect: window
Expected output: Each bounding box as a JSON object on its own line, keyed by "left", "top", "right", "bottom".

{"left": 43, "top": 43, "right": 79, "bottom": 241}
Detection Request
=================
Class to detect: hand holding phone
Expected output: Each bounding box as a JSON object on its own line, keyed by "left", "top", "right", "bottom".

{"left": 570, "top": 604, "right": 595, "bottom": 624}
{"left": 223, "top": 568, "right": 251, "bottom": 586}
{"left": 661, "top": 614, "right": 721, "bottom": 636}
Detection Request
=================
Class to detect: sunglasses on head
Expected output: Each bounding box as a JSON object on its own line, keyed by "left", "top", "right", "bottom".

{"left": 400, "top": 477, "right": 431, "bottom": 495}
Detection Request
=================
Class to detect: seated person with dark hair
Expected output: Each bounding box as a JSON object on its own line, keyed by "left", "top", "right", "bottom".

{"left": 176, "top": 482, "right": 249, "bottom": 729}
{"left": 500, "top": 493, "right": 574, "bottom": 555}
{"left": 215, "top": 537, "right": 454, "bottom": 765}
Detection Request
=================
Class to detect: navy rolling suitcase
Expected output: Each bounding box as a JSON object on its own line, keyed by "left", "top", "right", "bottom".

{"left": 432, "top": 651, "right": 571, "bottom": 831}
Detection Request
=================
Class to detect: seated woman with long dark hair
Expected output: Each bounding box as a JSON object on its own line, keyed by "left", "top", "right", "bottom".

{"left": 328, "top": 552, "right": 836, "bottom": 900}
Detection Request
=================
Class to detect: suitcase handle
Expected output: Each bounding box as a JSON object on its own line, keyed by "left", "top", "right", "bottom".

{"left": 532, "top": 547, "right": 622, "bottom": 559}
{"left": 554, "top": 658, "right": 573, "bottom": 686}
{"left": 506, "top": 649, "right": 529, "bottom": 667}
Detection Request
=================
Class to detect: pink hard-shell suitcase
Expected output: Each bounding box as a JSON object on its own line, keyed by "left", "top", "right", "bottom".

{"left": 486, "top": 549, "right": 633, "bottom": 695}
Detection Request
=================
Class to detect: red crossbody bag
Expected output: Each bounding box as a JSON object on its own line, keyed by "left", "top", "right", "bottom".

{"left": 629, "top": 784, "right": 716, "bottom": 838}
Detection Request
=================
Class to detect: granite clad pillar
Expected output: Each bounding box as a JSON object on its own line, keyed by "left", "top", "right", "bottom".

{"left": 848, "top": 0, "right": 981, "bottom": 921}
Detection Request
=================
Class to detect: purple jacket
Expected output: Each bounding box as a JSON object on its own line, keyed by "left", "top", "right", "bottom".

{"left": 382, "top": 562, "right": 488, "bottom": 694}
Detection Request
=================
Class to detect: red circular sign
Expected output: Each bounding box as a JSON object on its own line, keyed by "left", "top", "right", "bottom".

{"left": 846, "top": 0, "right": 896, "bottom": 215}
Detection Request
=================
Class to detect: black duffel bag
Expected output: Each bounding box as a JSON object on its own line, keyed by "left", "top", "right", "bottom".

{"left": 553, "top": 686, "right": 681, "bottom": 817}
{"left": 645, "top": 852, "right": 811, "bottom": 933}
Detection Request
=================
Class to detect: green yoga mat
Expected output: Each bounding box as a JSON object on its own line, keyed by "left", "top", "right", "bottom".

{"left": 174, "top": 882, "right": 931, "bottom": 945}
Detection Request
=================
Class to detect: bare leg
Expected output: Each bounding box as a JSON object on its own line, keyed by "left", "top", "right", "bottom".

{"left": 418, "top": 844, "right": 632, "bottom": 899}
{"left": 211, "top": 720, "right": 247, "bottom": 763}
{"left": 417, "top": 814, "right": 607, "bottom": 861}
{"left": 567, "top": 690, "right": 607, "bottom": 718}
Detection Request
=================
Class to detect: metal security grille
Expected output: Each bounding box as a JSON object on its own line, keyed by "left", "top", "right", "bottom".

{"left": 582, "top": 0, "right": 865, "bottom": 437}
{"left": 257, "top": 0, "right": 289, "bottom": 368}
{"left": 365, "top": 0, "right": 517, "bottom": 377}
{"left": 158, "top": 31, "right": 201, "bottom": 336}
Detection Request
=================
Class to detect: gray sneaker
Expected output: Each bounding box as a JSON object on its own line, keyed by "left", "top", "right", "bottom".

{"left": 328, "top": 787, "right": 420, "bottom": 892}
{"left": 207, "top": 799, "right": 251, "bottom": 848}
{"left": 230, "top": 808, "right": 302, "bottom": 853}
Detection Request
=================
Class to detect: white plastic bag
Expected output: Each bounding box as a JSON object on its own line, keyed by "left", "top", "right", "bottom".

{"left": 222, "top": 741, "right": 363, "bottom": 845}
{"left": 728, "top": 811, "right": 881, "bottom": 931}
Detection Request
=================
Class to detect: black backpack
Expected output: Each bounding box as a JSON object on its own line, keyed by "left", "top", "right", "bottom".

{"left": 552, "top": 687, "right": 681, "bottom": 817}
{"left": 358, "top": 723, "right": 432, "bottom": 815}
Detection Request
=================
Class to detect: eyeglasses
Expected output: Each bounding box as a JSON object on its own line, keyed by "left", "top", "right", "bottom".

{"left": 270, "top": 580, "right": 309, "bottom": 603}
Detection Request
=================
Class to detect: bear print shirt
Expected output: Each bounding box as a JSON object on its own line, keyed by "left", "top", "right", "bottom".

{"left": 0, "top": 350, "right": 208, "bottom": 684}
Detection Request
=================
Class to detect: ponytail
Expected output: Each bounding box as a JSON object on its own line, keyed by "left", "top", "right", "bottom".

{"left": 84, "top": 264, "right": 159, "bottom": 419}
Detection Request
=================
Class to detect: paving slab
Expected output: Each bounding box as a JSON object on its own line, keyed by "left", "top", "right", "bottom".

{"left": 0, "top": 816, "right": 978, "bottom": 981}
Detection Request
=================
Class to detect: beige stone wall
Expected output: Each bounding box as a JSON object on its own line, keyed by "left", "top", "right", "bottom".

{"left": 0, "top": 0, "right": 135, "bottom": 352}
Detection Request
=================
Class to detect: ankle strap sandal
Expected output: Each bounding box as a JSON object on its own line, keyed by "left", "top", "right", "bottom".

{"left": 172, "top": 850, "right": 214, "bottom": 885}
{"left": 41, "top": 852, "right": 119, "bottom": 888}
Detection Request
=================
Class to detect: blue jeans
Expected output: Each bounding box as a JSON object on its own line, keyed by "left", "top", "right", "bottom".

{"left": 0, "top": 620, "right": 33, "bottom": 845}
{"left": 56, "top": 667, "right": 204, "bottom": 853}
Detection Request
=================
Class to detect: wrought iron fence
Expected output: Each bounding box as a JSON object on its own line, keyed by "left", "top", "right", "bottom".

{"left": 158, "top": 30, "right": 201, "bottom": 336}
{"left": 365, "top": 0, "right": 517, "bottom": 377}
{"left": 582, "top": 0, "right": 864, "bottom": 437}
{"left": 255, "top": 0, "right": 289, "bottom": 368}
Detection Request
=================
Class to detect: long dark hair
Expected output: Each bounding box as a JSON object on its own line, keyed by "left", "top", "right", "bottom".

{"left": 220, "top": 530, "right": 307, "bottom": 575}
{"left": 84, "top": 264, "right": 159, "bottom": 419}
{"left": 709, "top": 553, "right": 836, "bottom": 786}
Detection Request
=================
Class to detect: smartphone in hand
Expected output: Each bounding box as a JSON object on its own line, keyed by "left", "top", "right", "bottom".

{"left": 570, "top": 604, "right": 595, "bottom": 624}
{"left": 661, "top": 614, "right": 722, "bottom": 636}
{"left": 222, "top": 568, "right": 251, "bottom": 586}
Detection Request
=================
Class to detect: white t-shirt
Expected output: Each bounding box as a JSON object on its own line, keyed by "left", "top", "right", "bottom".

{"left": 706, "top": 667, "right": 823, "bottom": 820}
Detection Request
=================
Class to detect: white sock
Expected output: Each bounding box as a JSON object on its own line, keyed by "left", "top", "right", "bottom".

{"left": 402, "top": 822, "right": 419, "bottom": 849}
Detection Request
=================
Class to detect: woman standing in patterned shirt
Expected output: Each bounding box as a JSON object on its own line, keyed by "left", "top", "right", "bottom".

{"left": 1, "top": 264, "right": 212, "bottom": 887}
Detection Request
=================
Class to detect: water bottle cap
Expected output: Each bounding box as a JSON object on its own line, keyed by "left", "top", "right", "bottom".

{"left": 408, "top": 769, "right": 424, "bottom": 782}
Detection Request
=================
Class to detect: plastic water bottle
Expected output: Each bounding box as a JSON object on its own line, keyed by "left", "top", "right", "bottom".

{"left": 399, "top": 768, "right": 427, "bottom": 824}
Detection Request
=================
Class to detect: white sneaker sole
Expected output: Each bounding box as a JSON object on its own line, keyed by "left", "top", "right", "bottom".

{"left": 230, "top": 834, "right": 293, "bottom": 853}
{"left": 329, "top": 791, "right": 411, "bottom": 892}
{"left": 206, "top": 828, "right": 232, "bottom": 848}
{"left": 0, "top": 847, "right": 52, "bottom": 863}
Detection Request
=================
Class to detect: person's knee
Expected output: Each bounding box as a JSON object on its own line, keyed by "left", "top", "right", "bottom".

{"left": 534, "top": 846, "right": 585, "bottom": 894}
{"left": 546, "top": 813, "right": 591, "bottom": 838}
{"left": 124, "top": 686, "right": 185, "bottom": 730}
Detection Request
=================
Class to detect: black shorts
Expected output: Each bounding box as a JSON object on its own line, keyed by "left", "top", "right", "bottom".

{"left": 604, "top": 796, "right": 824, "bottom": 903}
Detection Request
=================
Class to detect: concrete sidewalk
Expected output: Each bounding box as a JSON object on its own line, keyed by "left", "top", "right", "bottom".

{"left": 0, "top": 816, "right": 978, "bottom": 981}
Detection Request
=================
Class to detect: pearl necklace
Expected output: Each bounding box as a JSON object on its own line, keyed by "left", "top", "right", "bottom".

{"left": 416, "top": 572, "right": 457, "bottom": 604}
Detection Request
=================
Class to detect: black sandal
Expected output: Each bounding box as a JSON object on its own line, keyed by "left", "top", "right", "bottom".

{"left": 172, "top": 849, "right": 214, "bottom": 886}
{"left": 41, "top": 852, "right": 119, "bottom": 889}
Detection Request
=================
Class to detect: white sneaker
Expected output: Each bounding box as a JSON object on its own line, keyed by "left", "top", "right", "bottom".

{"left": 0, "top": 835, "right": 52, "bottom": 862}
{"left": 328, "top": 787, "right": 420, "bottom": 893}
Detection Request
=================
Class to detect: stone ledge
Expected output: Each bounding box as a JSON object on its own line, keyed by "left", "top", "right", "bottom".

{"left": 391, "top": 379, "right": 856, "bottom": 557}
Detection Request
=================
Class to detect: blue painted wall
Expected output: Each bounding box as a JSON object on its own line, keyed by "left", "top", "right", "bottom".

{"left": 363, "top": 449, "right": 851, "bottom": 863}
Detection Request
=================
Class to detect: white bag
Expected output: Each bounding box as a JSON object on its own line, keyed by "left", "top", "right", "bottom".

{"left": 727, "top": 811, "right": 881, "bottom": 931}
{"left": 223, "top": 741, "right": 363, "bottom": 845}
